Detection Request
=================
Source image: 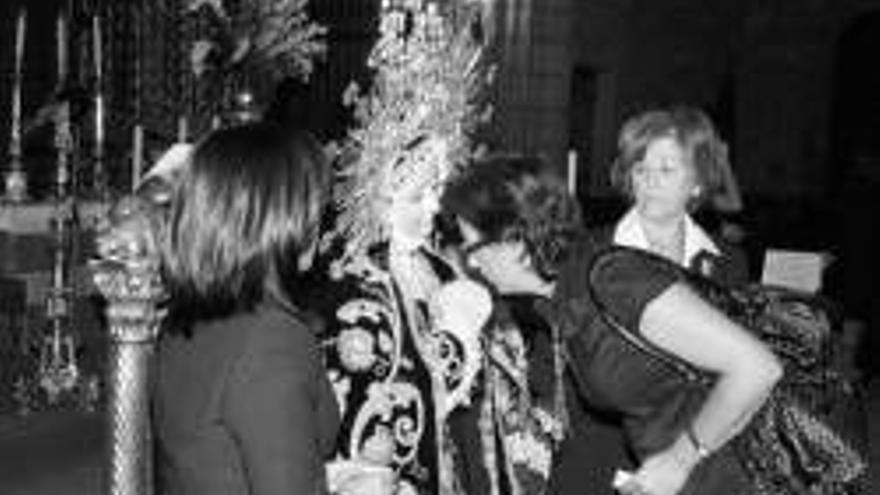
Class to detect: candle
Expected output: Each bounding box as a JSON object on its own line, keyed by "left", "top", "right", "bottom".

{"left": 15, "top": 9, "right": 26, "bottom": 76}
{"left": 92, "top": 15, "right": 102, "bottom": 81}
{"left": 57, "top": 14, "right": 67, "bottom": 83}
{"left": 132, "top": 125, "right": 144, "bottom": 191}
{"left": 55, "top": 97, "right": 72, "bottom": 195}
{"left": 93, "top": 16, "right": 104, "bottom": 162}
{"left": 11, "top": 70, "right": 22, "bottom": 157}
{"left": 177, "top": 116, "right": 189, "bottom": 143}
{"left": 11, "top": 9, "right": 26, "bottom": 157}
{"left": 95, "top": 94, "right": 105, "bottom": 155}
{"left": 567, "top": 149, "right": 578, "bottom": 196}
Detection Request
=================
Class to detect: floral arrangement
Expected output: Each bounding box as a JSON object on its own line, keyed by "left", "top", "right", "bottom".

{"left": 186, "top": 0, "right": 327, "bottom": 89}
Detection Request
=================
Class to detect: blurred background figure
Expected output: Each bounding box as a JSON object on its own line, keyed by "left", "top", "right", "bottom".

{"left": 609, "top": 106, "right": 750, "bottom": 286}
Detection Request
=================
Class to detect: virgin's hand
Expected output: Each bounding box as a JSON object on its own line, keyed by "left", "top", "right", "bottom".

{"left": 429, "top": 279, "right": 492, "bottom": 413}
{"left": 429, "top": 279, "right": 493, "bottom": 333}
{"left": 326, "top": 461, "right": 396, "bottom": 495}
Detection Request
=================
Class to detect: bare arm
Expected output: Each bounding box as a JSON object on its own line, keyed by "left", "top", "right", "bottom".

{"left": 643, "top": 283, "right": 780, "bottom": 450}
{"left": 623, "top": 282, "right": 781, "bottom": 495}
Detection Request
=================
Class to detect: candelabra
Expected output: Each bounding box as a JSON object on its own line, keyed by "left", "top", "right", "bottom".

{"left": 92, "top": 195, "right": 166, "bottom": 495}
{"left": 30, "top": 26, "right": 91, "bottom": 409}
{"left": 38, "top": 172, "right": 80, "bottom": 405}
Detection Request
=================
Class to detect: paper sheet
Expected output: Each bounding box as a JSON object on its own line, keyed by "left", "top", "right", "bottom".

{"left": 761, "top": 249, "right": 828, "bottom": 293}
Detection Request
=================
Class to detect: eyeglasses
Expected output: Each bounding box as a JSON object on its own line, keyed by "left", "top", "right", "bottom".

{"left": 461, "top": 237, "right": 534, "bottom": 270}
{"left": 461, "top": 239, "right": 495, "bottom": 258}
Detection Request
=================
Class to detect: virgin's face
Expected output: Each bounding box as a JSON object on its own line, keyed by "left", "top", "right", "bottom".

{"left": 630, "top": 136, "right": 698, "bottom": 221}
{"left": 389, "top": 183, "right": 440, "bottom": 250}
{"left": 457, "top": 219, "right": 547, "bottom": 296}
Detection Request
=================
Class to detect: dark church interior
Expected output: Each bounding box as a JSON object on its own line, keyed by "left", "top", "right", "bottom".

{"left": 0, "top": 0, "right": 878, "bottom": 493}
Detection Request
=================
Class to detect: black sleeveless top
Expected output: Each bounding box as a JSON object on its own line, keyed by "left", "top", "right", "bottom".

{"left": 554, "top": 242, "right": 751, "bottom": 494}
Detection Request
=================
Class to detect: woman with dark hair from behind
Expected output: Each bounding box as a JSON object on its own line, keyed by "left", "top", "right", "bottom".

{"left": 153, "top": 122, "right": 338, "bottom": 495}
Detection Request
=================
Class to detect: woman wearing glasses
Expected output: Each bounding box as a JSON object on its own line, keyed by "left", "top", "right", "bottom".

{"left": 438, "top": 153, "right": 782, "bottom": 495}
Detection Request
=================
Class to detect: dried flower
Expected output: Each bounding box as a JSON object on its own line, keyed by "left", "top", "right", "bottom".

{"left": 186, "top": 0, "right": 327, "bottom": 88}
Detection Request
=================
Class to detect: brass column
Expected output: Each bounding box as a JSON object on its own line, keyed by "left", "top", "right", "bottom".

{"left": 92, "top": 196, "right": 165, "bottom": 495}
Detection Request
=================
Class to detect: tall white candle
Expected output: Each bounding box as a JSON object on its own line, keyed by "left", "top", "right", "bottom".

{"left": 95, "top": 95, "right": 105, "bottom": 155}
{"left": 11, "top": 9, "right": 26, "bottom": 157}
{"left": 57, "top": 14, "right": 67, "bottom": 82}
{"left": 177, "top": 116, "right": 189, "bottom": 143}
{"left": 92, "top": 15, "right": 102, "bottom": 81}
{"left": 132, "top": 125, "right": 144, "bottom": 191}
{"left": 93, "top": 16, "right": 104, "bottom": 157}
{"left": 15, "top": 9, "right": 26, "bottom": 76}
{"left": 567, "top": 149, "right": 578, "bottom": 196}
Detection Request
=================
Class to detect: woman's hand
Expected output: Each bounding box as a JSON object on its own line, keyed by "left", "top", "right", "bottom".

{"left": 617, "top": 436, "right": 700, "bottom": 495}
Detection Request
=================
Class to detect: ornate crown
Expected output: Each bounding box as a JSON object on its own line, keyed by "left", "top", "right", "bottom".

{"left": 328, "top": 0, "right": 492, "bottom": 265}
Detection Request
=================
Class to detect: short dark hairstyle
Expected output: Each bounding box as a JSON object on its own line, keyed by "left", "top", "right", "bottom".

{"left": 439, "top": 154, "right": 583, "bottom": 279}
{"left": 610, "top": 106, "right": 729, "bottom": 209}
{"left": 161, "top": 122, "right": 329, "bottom": 324}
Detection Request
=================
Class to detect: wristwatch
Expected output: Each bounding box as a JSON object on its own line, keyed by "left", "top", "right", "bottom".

{"left": 685, "top": 426, "right": 711, "bottom": 459}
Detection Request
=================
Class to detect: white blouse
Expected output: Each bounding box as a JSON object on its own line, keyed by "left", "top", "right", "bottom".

{"left": 612, "top": 207, "right": 720, "bottom": 269}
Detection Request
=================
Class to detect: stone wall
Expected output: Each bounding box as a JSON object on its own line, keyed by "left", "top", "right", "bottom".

{"left": 492, "top": 0, "right": 880, "bottom": 199}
